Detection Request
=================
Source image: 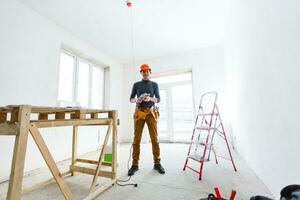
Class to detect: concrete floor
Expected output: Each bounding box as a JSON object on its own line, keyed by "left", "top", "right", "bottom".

{"left": 0, "top": 143, "right": 274, "bottom": 200}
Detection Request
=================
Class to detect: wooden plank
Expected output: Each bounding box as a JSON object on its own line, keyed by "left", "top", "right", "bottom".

{"left": 79, "top": 111, "right": 86, "bottom": 119}
{"left": 32, "top": 106, "right": 112, "bottom": 113}
{"left": 102, "top": 161, "right": 114, "bottom": 167}
{"left": 112, "top": 125, "right": 117, "bottom": 180}
{"left": 71, "top": 112, "right": 78, "bottom": 119}
{"left": 112, "top": 126, "right": 117, "bottom": 178}
{"left": 10, "top": 108, "right": 19, "bottom": 122}
{"left": 83, "top": 179, "right": 115, "bottom": 200}
{"left": 77, "top": 158, "right": 98, "bottom": 165}
{"left": 70, "top": 165, "right": 114, "bottom": 179}
{"left": 7, "top": 105, "right": 31, "bottom": 200}
{"left": 31, "top": 106, "right": 81, "bottom": 113}
{"left": 0, "top": 123, "right": 18, "bottom": 135}
{"left": 38, "top": 113, "right": 48, "bottom": 120}
{"left": 109, "top": 111, "right": 118, "bottom": 178}
{"left": 70, "top": 110, "right": 86, "bottom": 119}
{"left": 74, "top": 124, "right": 113, "bottom": 127}
{"left": 76, "top": 158, "right": 112, "bottom": 167}
{"left": 29, "top": 124, "right": 73, "bottom": 200}
{"left": 89, "top": 125, "right": 112, "bottom": 193}
{"left": 108, "top": 111, "right": 116, "bottom": 124}
{"left": 0, "top": 112, "right": 7, "bottom": 123}
{"left": 0, "top": 107, "right": 12, "bottom": 112}
{"left": 55, "top": 112, "right": 66, "bottom": 120}
{"left": 91, "top": 113, "right": 98, "bottom": 119}
{"left": 0, "top": 105, "right": 18, "bottom": 112}
{"left": 0, "top": 105, "right": 114, "bottom": 114}
{"left": 71, "top": 126, "right": 78, "bottom": 176}
{"left": 78, "top": 109, "right": 113, "bottom": 114}
{"left": 32, "top": 119, "right": 113, "bottom": 128}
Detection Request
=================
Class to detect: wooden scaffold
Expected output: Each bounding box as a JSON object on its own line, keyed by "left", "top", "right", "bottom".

{"left": 0, "top": 105, "right": 119, "bottom": 200}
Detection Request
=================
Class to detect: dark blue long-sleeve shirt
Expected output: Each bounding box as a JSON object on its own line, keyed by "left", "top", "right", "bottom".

{"left": 130, "top": 79, "right": 160, "bottom": 108}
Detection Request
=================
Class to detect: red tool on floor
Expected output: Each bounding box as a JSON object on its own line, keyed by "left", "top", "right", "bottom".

{"left": 199, "top": 187, "right": 237, "bottom": 200}
{"left": 183, "top": 91, "right": 237, "bottom": 180}
{"left": 214, "top": 187, "right": 223, "bottom": 200}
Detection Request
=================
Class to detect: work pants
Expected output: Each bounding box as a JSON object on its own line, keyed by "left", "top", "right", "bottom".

{"left": 132, "top": 107, "right": 160, "bottom": 165}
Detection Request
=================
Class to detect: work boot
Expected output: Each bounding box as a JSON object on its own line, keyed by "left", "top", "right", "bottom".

{"left": 154, "top": 164, "right": 165, "bottom": 174}
{"left": 128, "top": 165, "right": 139, "bottom": 176}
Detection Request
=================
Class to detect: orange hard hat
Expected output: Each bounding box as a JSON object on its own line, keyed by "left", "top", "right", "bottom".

{"left": 140, "top": 64, "right": 151, "bottom": 72}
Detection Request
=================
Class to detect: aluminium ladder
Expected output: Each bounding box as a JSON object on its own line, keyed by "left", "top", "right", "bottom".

{"left": 183, "top": 91, "right": 237, "bottom": 180}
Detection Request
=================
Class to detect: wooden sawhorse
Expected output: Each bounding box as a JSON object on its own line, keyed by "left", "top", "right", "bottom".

{"left": 0, "top": 105, "right": 119, "bottom": 200}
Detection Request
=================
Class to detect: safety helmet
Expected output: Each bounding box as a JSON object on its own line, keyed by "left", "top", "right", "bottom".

{"left": 140, "top": 64, "right": 151, "bottom": 72}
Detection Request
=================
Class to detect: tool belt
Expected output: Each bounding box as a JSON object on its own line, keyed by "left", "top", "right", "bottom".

{"left": 134, "top": 107, "right": 159, "bottom": 121}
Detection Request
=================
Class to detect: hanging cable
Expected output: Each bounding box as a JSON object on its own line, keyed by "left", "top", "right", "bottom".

{"left": 127, "top": 0, "right": 136, "bottom": 68}
{"left": 115, "top": 1, "right": 138, "bottom": 188}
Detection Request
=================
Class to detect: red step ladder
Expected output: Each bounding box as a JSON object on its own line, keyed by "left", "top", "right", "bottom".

{"left": 183, "top": 91, "right": 237, "bottom": 180}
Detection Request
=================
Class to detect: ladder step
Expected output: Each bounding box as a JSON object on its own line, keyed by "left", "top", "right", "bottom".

{"left": 197, "top": 113, "right": 219, "bottom": 116}
{"left": 191, "top": 142, "right": 205, "bottom": 146}
{"left": 188, "top": 155, "right": 209, "bottom": 162}
{"left": 188, "top": 155, "right": 202, "bottom": 162}
{"left": 196, "top": 127, "right": 218, "bottom": 130}
{"left": 185, "top": 165, "right": 200, "bottom": 174}
{"left": 191, "top": 141, "right": 213, "bottom": 147}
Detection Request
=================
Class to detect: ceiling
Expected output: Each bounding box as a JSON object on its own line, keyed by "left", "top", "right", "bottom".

{"left": 19, "top": 0, "right": 228, "bottom": 64}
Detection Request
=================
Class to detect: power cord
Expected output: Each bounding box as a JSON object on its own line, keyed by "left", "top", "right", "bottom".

{"left": 115, "top": 1, "right": 137, "bottom": 188}
{"left": 116, "top": 145, "right": 138, "bottom": 187}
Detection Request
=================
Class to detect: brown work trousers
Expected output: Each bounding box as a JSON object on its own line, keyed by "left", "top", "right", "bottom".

{"left": 132, "top": 107, "right": 161, "bottom": 165}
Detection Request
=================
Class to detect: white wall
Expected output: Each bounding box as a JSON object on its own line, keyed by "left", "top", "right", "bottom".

{"left": 224, "top": 0, "right": 300, "bottom": 197}
{"left": 0, "top": 0, "right": 123, "bottom": 181}
{"left": 121, "top": 46, "right": 231, "bottom": 143}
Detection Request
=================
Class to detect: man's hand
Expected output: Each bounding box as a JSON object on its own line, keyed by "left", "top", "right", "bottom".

{"left": 130, "top": 98, "right": 142, "bottom": 103}
{"left": 136, "top": 98, "right": 143, "bottom": 103}
{"left": 149, "top": 97, "right": 158, "bottom": 103}
{"left": 143, "top": 97, "right": 158, "bottom": 103}
{"left": 130, "top": 97, "right": 157, "bottom": 103}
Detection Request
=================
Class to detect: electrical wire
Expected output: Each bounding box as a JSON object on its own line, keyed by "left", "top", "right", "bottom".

{"left": 114, "top": 1, "right": 138, "bottom": 188}
{"left": 129, "top": 1, "right": 136, "bottom": 68}
{"left": 116, "top": 145, "right": 138, "bottom": 187}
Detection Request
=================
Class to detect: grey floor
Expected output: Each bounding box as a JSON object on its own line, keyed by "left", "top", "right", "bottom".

{"left": 0, "top": 143, "right": 274, "bottom": 200}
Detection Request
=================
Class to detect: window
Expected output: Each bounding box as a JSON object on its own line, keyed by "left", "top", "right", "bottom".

{"left": 58, "top": 52, "right": 75, "bottom": 102}
{"left": 57, "top": 51, "right": 105, "bottom": 108}
{"left": 152, "top": 72, "right": 194, "bottom": 141}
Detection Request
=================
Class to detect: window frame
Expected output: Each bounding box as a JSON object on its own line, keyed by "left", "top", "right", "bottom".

{"left": 152, "top": 71, "right": 195, "bottom": 142}
{"left": 57, "top": 49, "right": 105, "bottom": 108}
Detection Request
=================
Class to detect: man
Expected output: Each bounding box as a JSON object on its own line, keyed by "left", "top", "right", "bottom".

{"left": 127, "top": 64, "right": 165, "bottom": 176}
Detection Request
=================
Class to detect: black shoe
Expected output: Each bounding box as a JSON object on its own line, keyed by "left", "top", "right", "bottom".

{"left": 154, "top": 164, "right": 165, "bottom": 174}
{"left": 128, "top": 165, "right": 139, "bottom": 176}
